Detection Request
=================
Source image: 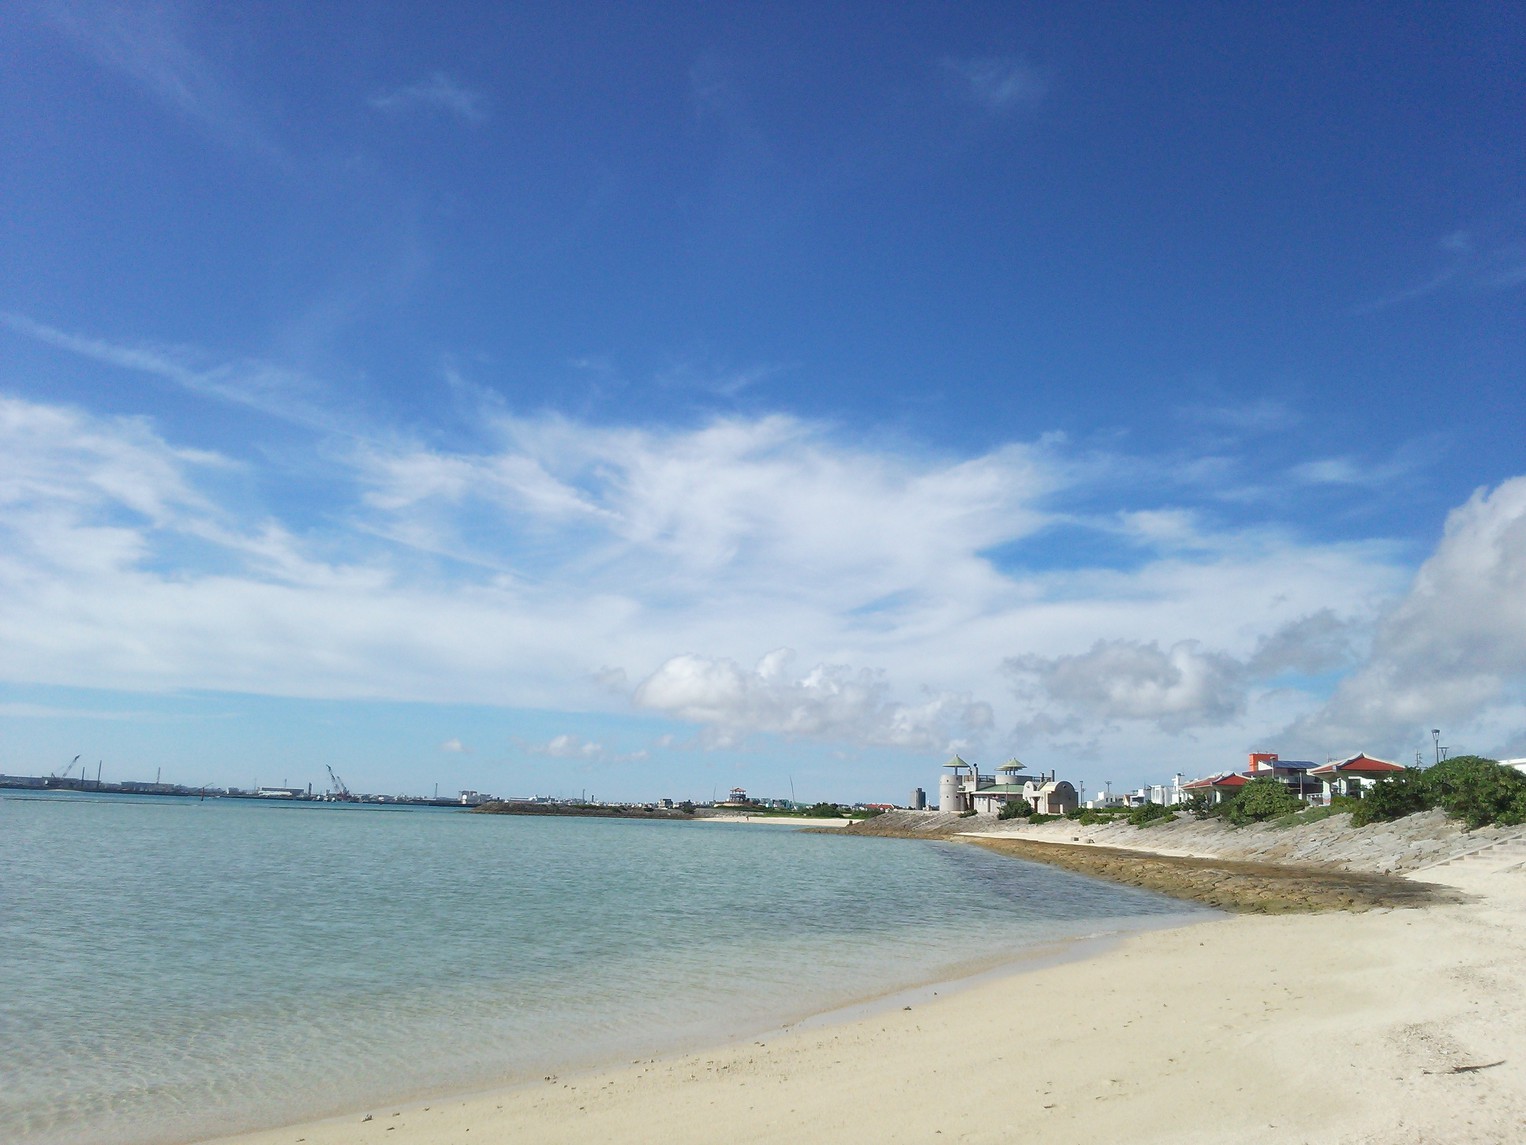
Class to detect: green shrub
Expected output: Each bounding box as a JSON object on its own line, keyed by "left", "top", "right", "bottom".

{"left": 1182, "top": 792, "right": 1216, "bottom": 820}
{"left": 1350, "top": 768, "right": 1431, "bottom": 826}
{"left": 1223, "top": 778, "right": 1304, "bottom": 825}
{"left": 1027, "top": 812, "right": 1058, "bottom": 824}
{"left": 1335, "top": 757, "right": 1526, "bottom": 830}
{"left": 1127, "top": 801, "right": 1174, "bottom": 826}
{"left": 1270, "top": 803, "right": 1340, "bottom": 829}
{"left": 804, "top": 802, "right": 848, "bottom": 818}
{"left": 958, "top": 808, "right": 977, "bottom": 818}
{"left": 997, "top": 800, "right": 1029, "bottom": 821}
{"left": 1424, "top": 756, "right": 1526, "bottom": 829}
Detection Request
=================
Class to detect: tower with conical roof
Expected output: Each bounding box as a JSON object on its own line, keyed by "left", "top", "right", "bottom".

{"left": 939, "top": 755, "right": 971, "bottom": 813}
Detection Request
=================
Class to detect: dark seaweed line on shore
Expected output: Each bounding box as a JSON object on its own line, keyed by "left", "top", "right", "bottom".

{"left": 834, "top": 822, "right": 1466, "bottom": 913}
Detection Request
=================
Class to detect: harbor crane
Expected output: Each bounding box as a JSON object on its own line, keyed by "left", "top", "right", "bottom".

{"left": 52, "top": 754, "right": 81, "bottom": 779}
{"left": 325, "top": 764, "right": 354, "bottom": 801}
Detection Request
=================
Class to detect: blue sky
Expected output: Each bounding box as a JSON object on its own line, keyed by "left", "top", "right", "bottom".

{"left": 2, "top": 1, "right": 1523, "bottom": 802}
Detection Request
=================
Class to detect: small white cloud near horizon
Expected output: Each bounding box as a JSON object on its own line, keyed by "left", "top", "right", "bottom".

{"left": 531, "top": 733, "right": 605, "bottom": 760}
{"left": 369, "top": 73, "right": 486, "bottom": 122}
{"left": 439, "top": 737, "right": 468, "bottom": 753}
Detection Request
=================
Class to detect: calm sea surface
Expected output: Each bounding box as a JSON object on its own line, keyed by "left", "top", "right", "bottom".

{"left": 1, "top": 792, "right": 1211, "bottom": 1145}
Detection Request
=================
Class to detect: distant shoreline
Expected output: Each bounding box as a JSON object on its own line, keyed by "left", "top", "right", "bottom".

{"left": 471, "top": 801, "right": 862, "bottom": 826}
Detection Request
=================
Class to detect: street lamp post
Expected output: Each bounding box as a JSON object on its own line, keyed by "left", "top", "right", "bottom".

{"left": 1432, "top": 729, "right": 1441, "bottom": 767}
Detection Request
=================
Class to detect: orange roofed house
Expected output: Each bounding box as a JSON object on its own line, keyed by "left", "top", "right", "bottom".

{"left": 1308, "top": 753, "right": 1406, "bottom": 800}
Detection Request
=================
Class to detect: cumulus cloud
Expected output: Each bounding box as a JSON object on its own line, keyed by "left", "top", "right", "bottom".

{"left": 1005, "top": 606, "right": 1371, "bottom": 742}
{"left": 1007, "top": 639, "right": 1246, "bottom": 734}
{"left": 1246, "top": 609, "right": 1358, "bottom": 677}
{"left": 439, "top": 738, "right": 468, "bottom": 753}
{"left": 633, "top": 649, "right": 992, "bottom": 752}
{"left": 1280, "top": 477, "right": 1526, "bottom": 757}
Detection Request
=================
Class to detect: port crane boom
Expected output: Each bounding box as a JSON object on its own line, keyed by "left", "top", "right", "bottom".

{"left": 325, "top": 764, "right": 354, "bottom": 801}
{"left": 52, "top": 754, "right": 81, "bottom": 779}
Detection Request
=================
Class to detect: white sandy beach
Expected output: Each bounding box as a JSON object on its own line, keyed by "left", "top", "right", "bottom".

{"left": 201, "top": 849, "right": 1526, "bottom": 1145}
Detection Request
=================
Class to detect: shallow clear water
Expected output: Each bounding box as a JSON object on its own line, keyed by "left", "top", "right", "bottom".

{"left": 0, "top": 793, "right": 1210, "bottom": 1145}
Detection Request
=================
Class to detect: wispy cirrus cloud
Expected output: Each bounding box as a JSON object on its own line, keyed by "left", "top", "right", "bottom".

{"left": 2, "top": 313, "right": 353, "bottom": 436}
{"left": 39, "top": 0, "right": 281, "bottom": 157}
{"left": 1356, "top": 226, "right": 1526, "bottom": 314}
{"left": 940, "top": 56, "right": 1050, "bottom": 112}
{"left": 369, "top": 73, "right": 486, "bottom": 123}
{"left": 1175, "top": 397, "right": 1301, "bottom": 433}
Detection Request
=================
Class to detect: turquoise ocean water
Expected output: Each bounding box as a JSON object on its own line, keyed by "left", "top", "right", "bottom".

{"left": 1, "top": 792, "right": 1211, "bottom": 1145}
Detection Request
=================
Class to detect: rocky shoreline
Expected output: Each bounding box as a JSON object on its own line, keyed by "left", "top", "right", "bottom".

{"left": 965, "top": 836, "right": 1461, "bottom": 912}
{"left": 838, "top": 809, "right": 1496, "bottom": 912}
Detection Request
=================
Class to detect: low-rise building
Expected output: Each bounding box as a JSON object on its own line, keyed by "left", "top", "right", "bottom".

{"left": 1023, "top": 777, "right": 1079, "bottom": 816}
{"left": 1308, "top": 753, "right": 1405, "bottom": 800}
{"left": 1180, "top": 771, "right": 1251, "bottom": 805}
{"left": 1245, "top": 752, "right": 1322, "bottom": 798}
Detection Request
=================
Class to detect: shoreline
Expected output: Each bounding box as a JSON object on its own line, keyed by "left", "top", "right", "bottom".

{"left": 182, "top": 880, "right": 1212, "bottom": 1145}
{"left": 196, "top": 914, "right": 1210, "bottom": 1145}
{"left": 195, "top": 837, "right": 1526, "bottom": 1145}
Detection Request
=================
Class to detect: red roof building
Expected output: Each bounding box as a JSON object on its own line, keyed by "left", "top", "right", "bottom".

{"left": 1308, "top": 753, "right": 1405, "bottom": 798}
{"left": 1180, "top": 771, "right": 1251, "bottom": 804}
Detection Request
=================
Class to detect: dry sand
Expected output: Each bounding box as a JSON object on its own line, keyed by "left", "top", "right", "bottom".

{"left": 203, "top": 852, "right": 1526, "bottom": 1145}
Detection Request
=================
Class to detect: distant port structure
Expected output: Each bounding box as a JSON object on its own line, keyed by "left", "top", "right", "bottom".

{"left": 0, "top": 759, "right": 491, "bottom": 807}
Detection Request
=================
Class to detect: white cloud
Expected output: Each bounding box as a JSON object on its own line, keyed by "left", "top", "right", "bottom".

{"left": 370, "top": 74, "right": 486, "bottom": 123}
{"left": 439, "top": 737, "right": 468, "bottom": 753}
{"left": 1007, "top": 639, "right": 1246, "bottom": 734}
{"left": 633, "top": 649, "right": 991, "bottom": 752}
{"left": 0, "top": 386, "right": 1463, "bottom": 782}
{"left": 1280, "top": 477, "right": 1526, "bottom": 758}
{"left": 532, "top": 734, "right": 605, "bottom": 759}
{"left": 1290, "top": 454, "right": 1420, "bottom": 489}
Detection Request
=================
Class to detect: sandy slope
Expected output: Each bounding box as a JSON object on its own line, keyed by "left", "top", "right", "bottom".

{"left": 201, "top": 853, "right": 1526, "bottom": 1145}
